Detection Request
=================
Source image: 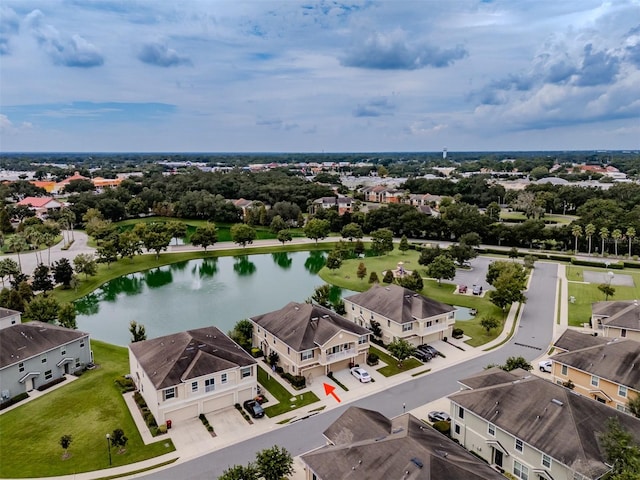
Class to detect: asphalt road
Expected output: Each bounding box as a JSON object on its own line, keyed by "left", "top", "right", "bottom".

{"left": 142, "top": 261, "right": 558, "bottom": 480}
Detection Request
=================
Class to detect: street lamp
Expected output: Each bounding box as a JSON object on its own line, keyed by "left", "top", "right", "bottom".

{"left": 106, "top": 433, "right": 112, "bottom": 467}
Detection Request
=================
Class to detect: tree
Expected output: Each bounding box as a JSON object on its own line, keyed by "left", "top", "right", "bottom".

{"left": 73, "top": 253, "right": 98, "bottom": 279}
{"left": 341, "top": 222, "right": 363, "bottom": 241}
{"left": 485, "top": 201, "right": 501, "bottom": 222}
{"left": 229, "top": 319, "right": 253, "bottom": 351}
{"left": 627, "top": 395, "right": 640, "bottom": 418}
{"left": 571, "top": 224, "right": 583, "bottom": 254}
{"left": 612, "top": 229, "right": 622, "bottom": 257}
{"left": 26, "top": 295, "right": 60, "bottom": 323}
{"left": 310, "top": 284, "right": 332, "bottom": 308}
{"left": 486, "top": 261, "right": 527, "bottom": 286}
{"left": 508, "top": 246, "right": 519, "bottom": 261}
{"left": 598, "top": 283, "right": 616, "bottom": 301}
{"left": 325, "top": 250, "right": 343, "bottom": 270}
{"left": 137, "top": 222, "right": 172, "bottom": 258}
{"left": 53, "top": 258, "right": 74, "bottom": 288}
{"left": 117, "top": 230, "right": 143, "bottom": 261}
{"left": 58, "top": 303, "right": 77, "bottom": 329}
{"left": 426, "top": 255, "right": 456, "bottom": 285}
{"left": 110, "top": 428, "right": 129, "bottom": 453}
{"left": 96, "top": 239, "right": 118, "bottom": 267}
{"left": 59, "top": 434, "right": 72, "bottom": 459}
{"left": 448, "top": 243, "right": 477, "bottom": 266}
{"left": 369, "top": 319, "right": 383, "bottom": 338}
{"left": 255, "top": 445, "right": 294, "bottom": 480}
{"left": 41, "top": 220, "right": 61, "bottom": 265}
{"left": 165, "top": 221, "right": 187, "bottom": 246}
{"left": 356, "top": 262, "right": 367, "bottom": 281}
{"left": 269, "top": 215, "right": 286, "bottom": 234}
{"left": 459, "top": 232, "right": 481, "bottom": 247}
{"left": 0, "top": 258, "right": 20, "bottom": 287}
{"left": 32, "top": 264, "right": 54, "bottom": 292}
{"left": 191, "top": 223, "right": 219, "bottom": 251}
{"left": 219, "top": 464, "right": 259, "bottom": 480}
{"left": 354, "top": 239, "right": 365, "bottom": 257}
{"left": 304, "top": 218, "right": 330, "bottom": 243}
{"left": 599, "top": 417, "right": 640, "bottom": 477}
{"left": 399, "top": 235, "right": 410, "bottom": 255}
{"left": 418, "top": 246, "right": 444, "bottom": 267}
{"left": 387, "top": 338, "right": 415, "bottom": 366}
{"left": 276, "top": 229, "right": 292, "bottom": 245}
{"left": 5, "top": 233, "right": 27, "bottom": 272}
{"left": 480, "top": 316, "right": 500, "bottom": 333}
{"left": 627, "top": 227, "right": 636, "bottom": 258}
{"left": 368, "top": 271, "right": 379, "bottom": 283}
{"left": 230, "top": 223, "right": 257, "bottom": 247}
{"left": 382, "top": 269, "right": 395, "bottom": 284}
{"left": 370, "top": 228, "right": 394, "bottom": 255}
{"left": 129, "top": 320, "right": 147, "bottom": 342}
{"left": 501, "top": 356, "right": 532, "bottom": 372}
{"left": 585, "top": 223, "right": 596, "bottom": 256}
{"left": 600, "top": 227, "right": 610, "bottom": 255}
{"left": 523, "top": 254, "right": 537, "bottom": 269}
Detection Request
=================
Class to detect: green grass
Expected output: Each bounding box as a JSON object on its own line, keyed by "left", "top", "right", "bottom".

{"left": 256, "top": 367, "right": 320, "bottom": 417}
{"left": 0, "top": 341, "right": 175, "bottom": 478}
{"left": 97, "top": 458, "right": 178, "bottom": 480}
{"left": 369, "top": 346, "right": 422, "bottom": 376}
{"left": 411, "top": 369, "right": 431, "bottom": 377}
{"left": 499, "top": 212, "right": 577, "bottom": 225}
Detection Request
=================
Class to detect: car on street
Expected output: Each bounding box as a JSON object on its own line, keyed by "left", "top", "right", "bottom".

{"left": 350, "top": 367, "right": 372, "bottom": 383}
{"left": 243, "top": 400, "right": 265, "bottom": 418}
{"left": 538, "top": 360, "right": 552, "bottom": 373}
{"left": 418, "top": 344, "right": 439, "bottom": 357}
{"left": 427, "top": 411, "right": 451, "bottom": 423}
{"left": 472, "top": 284, "right": 483, "bottom": 295}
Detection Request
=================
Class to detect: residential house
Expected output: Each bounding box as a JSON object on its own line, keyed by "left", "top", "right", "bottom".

{"left": 229, "top": 198, "right": 262, "bottom": 221}
{"left": 360, "top": 185, "right": 405, "bottom": 204}
{"left": 406, "top": 193, "right": 443, "bottom": 208}
{"left": 343, "top": 284, "right": 456, "bottom": 346}
{"left": 16, "top": 196, "right": 63, "bottom": 217}
{"left": 249, "top": 302, "right": 370, "bottom": 380}
{"left": 449, "top": 372, "right": 640, "bottom": 480}
{"left": 0, "top": 308, "right": 21, "bottom": 330}
{"left": 549, "top": 336, "right": 639, "bottom": 414}
{"left": 552, "top": 328, "right": 608, "bottom": 354}
{"left": 300, "top": 406, "right": 506, "bottom": 480}
{"left": 591, "top": 300, "right": 640, "bottom": 341}
{"left": 128, "top": 326, "right": 258, "bottom": 424}
{"left": 0, "top": 321, "right": 91, "bottom": 400}
{"left": 310, "top": 197, "right": 354, "bottom": 216}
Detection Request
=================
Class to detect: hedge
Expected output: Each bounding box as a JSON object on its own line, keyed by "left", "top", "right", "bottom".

{"left": 0, "top": 392, "right": 29, "bottom": 410}
{"left": 570, "top": 258, "right": 624, "bottom": 269}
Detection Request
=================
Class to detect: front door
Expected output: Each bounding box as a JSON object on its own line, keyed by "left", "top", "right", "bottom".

{"left": 494, "top": 449, "right": 503, "bottom": 468}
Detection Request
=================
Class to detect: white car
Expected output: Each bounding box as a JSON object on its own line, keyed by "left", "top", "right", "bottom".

{"left": 538, "top": 360, "right": 552, "bottom": 373}
{"left": 350, "top": 367, "right": 371, "bottom": 383}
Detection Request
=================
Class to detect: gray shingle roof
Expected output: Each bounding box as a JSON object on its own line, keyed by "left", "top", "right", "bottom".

{"left": 345, "top": 284, "right": 455, "bottom": 324}
{"left": 128, "top": 326, "right": 256, "bottom": 390}
{"left": 0, "top": 321, "right": 89, "bottom": 369}
{"left": 250, "top": 302, "right": 370, "bottom": 351}
{"left": 302, "top": 407, "right": 505, "bottom": 480}
{"left": 449, "top": 375, "right": 640, "bottom": 479}
{"left": 553, "top": 329, "right": 609, "bottom": 352}
{"left": 0, "top": 308, "right": 21, "bottom": 320}
{"left": 550, "top": 338, "right": 640, "bottom": 390}
{"left": 458, "top": 367, "right": 531, "bottom": 390}
{"left": 593, "top": 300, "right": 640, "bottom": 332}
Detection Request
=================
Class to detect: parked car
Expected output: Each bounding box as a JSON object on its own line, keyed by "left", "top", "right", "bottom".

{"left": 458, "top": 285, "right": 468, "bottom": 294}
{"left": 428, "top": 411, "right": 451, "bottom": 422}
{"left": 538, "top": 360, "right": 552, "bottom": 373}
{"left": 472, "top": 284, "right": 483, "bottom": 295}
{"left": 413, "top": 350, "right": 431, "bottom": 362}
{"left": 418, "top": 344, "right": 439, "bottom": 357}
{"left": 243, "top": 400, "right": 265, "bottom": 418}
{"left": 351, "top": 367, "right": 372, "bottom": 383}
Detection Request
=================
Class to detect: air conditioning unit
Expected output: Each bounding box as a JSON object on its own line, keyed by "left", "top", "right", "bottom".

{"left": 1, "top": 390, "right": 10, "bottom": 400}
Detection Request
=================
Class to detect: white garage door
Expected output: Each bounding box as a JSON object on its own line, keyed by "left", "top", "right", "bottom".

{"left": 237, "top": 387, "right": 253, "bottom": 404}
{"left": 164, "top": 404, "right": 199, "bottom": 424}
{"left": 203, "top": 393, "right": 234, "bottom": 414}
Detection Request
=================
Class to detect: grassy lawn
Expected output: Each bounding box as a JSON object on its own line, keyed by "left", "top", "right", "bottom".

{"left": 499, "top": 212, "right": 578, "bottom": 225}
{"left": 370, "top": 346, "right": 423, "bottom": 376}
{"left": 318, "top": 248, "right": 506, "bottom": 347}
{"left": 566, "top": 266, "right": 640, "bottom": 327}
{"left": 256, "top": 367, "right": 320, "bottom": 417}
{"left": 0, "top": 341, "right": 175, "bottom": 478}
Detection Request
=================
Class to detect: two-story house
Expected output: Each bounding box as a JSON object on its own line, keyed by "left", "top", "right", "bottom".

{"left": 551, "top": 328, "right": 609, "bottom": 354}
{"left": 249, "top": 302, "right": 370, "bottom": 380}
{"left": 448, "top": 371, "right": 640, "bottom": 480}
{"left": 591, "top": 300, "right": 640, "bottom": 341}
{"left": 310, "top": 197, "right": 353, "bottom": 216}
{"left": 128, "top": 326, "right": 258, "bottom": 425}
{"left": 343, "top": 284, "right": 456, "bottom": 346}
{"left": 300, "top": 406, "right": 506, "bottom": 480}
{"left": 0, "top": 321, "right": 91, "bottom": 400}
{"left": 549, "top": 336, "right": 640, "bottom": 413}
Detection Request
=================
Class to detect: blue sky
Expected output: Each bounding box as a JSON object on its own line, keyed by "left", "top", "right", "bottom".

{"left": 1, "top": 0, "right": 639, "bottom": 153}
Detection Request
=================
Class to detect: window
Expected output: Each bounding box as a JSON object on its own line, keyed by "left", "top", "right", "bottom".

{"left": 60, "top": 347, "right": 66, "bottom": 356}
{"left": 221, "top": 373, "right": 227, "bottom": 384}
{"left": 358, "top": 335, "right": 367, "bottom": 345}
{"left": 591, "top": 375, "right": 599, "bottom": 387}
{"left": 351, "top": 305, "right": 354, "bottom": 311}
{"left": 18, "top": 362, "right": 24, "bottom": 373}
{"left": 402, "top": 323, "right": 413, "bottom": 332}
{"left": 241, "top": 367, "right": 252, "bottom": 378}
{"left": 387, "top": 320, "right": 391, "bottom": 327}
{"left": 542, "top": 454, "right": 552, "bottom": 468}
{"left": 515, "top": 438, "right": 523, "bottom": 453}
{"left": 458, "top": 406, "right": 464, "bottom": 419}
{"left": 513, "top": 460, "right": 529, "bottom": 480}
{"left": 75, "top": 358, "right": 80, "bottom": 368}
{"left": 80, "top": 342, "right": 84, "bottom": 348}
{"left": 301, "top": 350, "right": 314, "bottom": 361}
{"left": 488, "top": 423, "right": 496, "bottom": 436}
{"left": 287, "top": 347, "right": 290, "bottom": 355}
{"left": 205, "top": 378, "right": 215, "bottom": 392}
{"left": 621, "top": 329, "right": 627, "bottom": 337}
{"left": 454, "top": 423, "right": 461, "bottom": 434}
{"left": 426, "top": 321, "right": 433, "bottom": 328}
{"left": 41, "top": 356, "right": 47, "bottom": 364}
{"left": 618, "top": 385, "right": 627, "bottom": 397}
{"left": 163, "top": 387, "right": 176, "bottom": 401}
{"left": 45, "top": 370, "right": 52, "bottom": 380}
{"left": 561, "top": 365, "right": 568, "bottom": 376}
{"left": 191, "top": 381, "right": 198, "bottom": 393}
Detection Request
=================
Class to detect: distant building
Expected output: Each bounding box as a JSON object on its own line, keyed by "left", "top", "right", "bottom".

{"left": 310, "top": 196, "right": 354, "bottom": 215}
{"left": 16, "top": 196, "right": 63, "bottom": 217}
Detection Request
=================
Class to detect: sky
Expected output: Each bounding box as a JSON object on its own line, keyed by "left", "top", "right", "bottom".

{"left": 1, "top": 0, "right": 639, "bottom": 153}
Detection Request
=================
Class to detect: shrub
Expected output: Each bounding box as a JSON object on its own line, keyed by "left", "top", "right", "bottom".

{"left": 452, "top": 328, "right": 464, "bottom": 339}
{"left": 571, "top": 258, "right": 624, "bottom": 269}
{"left": 432, "top": 420, "right": 451, "bottom": 435}
{"left": 251, "top": 347, "right": 263, "bottom": 358}
{"left": 114, "top": 375, "right": 135, "bottom": 393}
{"left": 134, "top": 392, "right": 146, "bottom": 407}
{"left": 275, "top": 366, "right": 284, "bottom": 375}
{"left": 235, "top": 403, "right": 242, "bottom": 410}
{"left": 366, "top": 353, "right": 379, "bottom": 366}
{"left": 282, "top": 372, "right": 306, "bottom": 389}
{"left": 0, "top": 392, "right": 29, "bottom": 410}
{"left": 37, "top": 376, "right": 66, "bottom": 392}
{"left": 157, "top": 424, "right": 167, "bottom": 434}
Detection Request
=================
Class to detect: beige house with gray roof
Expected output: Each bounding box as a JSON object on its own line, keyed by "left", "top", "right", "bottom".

{"left": 343, "top": 284, "right": 456, "bottom": 346}
{"left": 250, "top": 302, "right": 370, "bottom": 380}
{"left": 591, "top": 300, "right": 640, "bottom": 341}
{"left": 128, "top": 326, "right": 257, "bottom": 425}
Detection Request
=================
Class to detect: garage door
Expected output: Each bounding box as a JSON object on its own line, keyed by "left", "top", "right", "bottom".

{"left": 237, "top": 387, "right": 253, "bottom": 404}
{"left": 203, "top": 393, "right": 234, "bottom": 414}
{"left": 164, "top": 404, "right": 199, "bottom": 424}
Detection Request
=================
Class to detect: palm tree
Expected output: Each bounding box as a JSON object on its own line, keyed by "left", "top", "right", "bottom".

{"left": 627, "top": 227, "right": 636, "bottom": 258}
{"left": 600, "top": 227, "right": 609, "bottom": 256}
{"left": 585, "top": 223, "right": 596, "bottom": 256}
{"left": 5, "top": 233, "right": 27, "bottom": 272}
{"left": 571, "top": 224, "right": 583, "bottom": 254}
{"left": 59, "top": 208, "right": 76, "bottom": 242}
{"left": 23, "top": 226, "right": 44, "bottom": 265}
{"left": 611, "top": 229, "right": 622, "bottom": 257}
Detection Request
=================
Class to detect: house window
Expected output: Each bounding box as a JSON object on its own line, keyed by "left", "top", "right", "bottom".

{"left": 542, "top": 454, "right": 552, "bottom": 468}
{"left": 591, "top": 375, "right": 599, "bottom": 387}
{"left": 60, "top": 347, "right": 66, "bottom": 356}
{"left": 41, "top": 356, "right": 47, "bottom": 364}
{"left": 387, "top": 320, "right": 391, "bottom": 327}
{"left": 426, "top": 321, "right": 433, "bottom": 328}
{"left": 45, "top": 370, "right": 52, "bottom": 380}
{"left": 454, "top": 423, "right": 460, "bottom": 434}
{"left": 205, "top": 378, "right": 215, "bottom": 392}
{"left": 619, "top": 385, "right": 627, "bottom": 397}
{"left": 488, "top": 423, "right": 495, "bottom": 436}
{"left": 358, "top": 335, "right": 367, "bottom": 345}
{"left": 221, "top": 373, "right": 228, "bottom": 384}
{"left": 513, "top": 460, "right": 529, "bottom": 480}
{"left": 301, "top": 350, "right": 314, "bottom": 361}
{"left": 458, "top": 406, "right": 464, "bottom": 419}
{"left": 241, "top": 367, "right": 252, "bottom": 378}
{"left": 515, "top": 438, "right": 523, "bottom": 453}
{"left": 621, "top": 329, "right": 627, "bottom": 337}
{"left": 18, "top": 362, "right": 24, "bottom": 373}
{"left": 75, "top": 358, "right": 80, "bottom": 368}
{"left": 402, "top": 323, "right": 413, "bottom": 332}
{"left": 191, "top": 381, "right": 198, "bottom": 393}
{"left": 561, "top": 365, "right": 568, "bottom": 376}
{"left": 80, "top": 342, "right": 85, "bottom": 348}
{"left": 163, "top": 387, "right": 176, "bottom": 401}
{"left": 351, "top": 305, "right": 354, "bottom": 311}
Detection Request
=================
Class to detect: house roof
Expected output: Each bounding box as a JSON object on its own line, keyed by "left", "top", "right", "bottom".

{"left": 457, "top": 366, "right": 531, "bottom": 390}
{"left": 0, "top": 308, "right": 21, "bottom": 320}
{"left": 344, "top": 284, "right": 455, "bottom": 324}
{"left": 314, "top": 197, "right": 352, "bottom": 205}
{"left": 553, "top": 329, "right": 609, "bottom": 352}
{"left": 250, "top": 302, "right": 370, "bottom": 352}
{"left": 592, "top": 301, "right": 640, "bottom": 332}
{"left": 16, "top": 196, "right": 58, "bottom": 208}
{"left": 448, "top": 375, "right": 640, "bottom": 478}
{"left": 302, "top": 407, "right": 505, "bottom": 480}
{"left": 550, "top": 338, "right": 640, "bottom": 390}
{"left": 128, "top": 326, "right": 256, "bottom": 390}
{"left": 0, "top": 321, "right": 89, "bottom": 369}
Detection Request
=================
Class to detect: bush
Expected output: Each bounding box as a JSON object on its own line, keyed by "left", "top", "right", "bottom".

{"left": 452, "top": 328, "right": 464, "bottom": 339}
{"left": 366, "top": 353, "right": 379, "bottom": 366}
{"left": 281, "top": 372, "right": 306, "bottom": 389}
{"left": 251, "top": 347, "right": 263, "bottom": 358}
{"left": 275, "top": 366, "right": 284, "bottom": 374}
{"left": 134, "top": 392, "right": 146, "bottom": 407}
{"left": 114, "top": 375, "right": 135, "bottom": 393}
{"left": 571, "top": 258, "right": 624, "bottom": 269}
{"left": 432, "top": 420, "right": 451, "bottom": 435}
{"left": 37, "top": 376, "right": 66, "bottom": 392}
{"left": 0, "top": 392, "right": 29, "bottom": 410}
{"left": 157, "top": 424, "right": 167, "bottom": 434}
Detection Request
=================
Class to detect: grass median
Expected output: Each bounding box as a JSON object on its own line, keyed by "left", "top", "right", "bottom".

{"left": 257, "top": 367, "right": 320, "bottom": 417}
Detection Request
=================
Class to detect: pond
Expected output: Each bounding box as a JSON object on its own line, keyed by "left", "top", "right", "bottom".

{"left": 454, "top": 305, "right": 478, "bottom": 321}
{"left": 75, "top": 251, "right": 351, "bottom": 346}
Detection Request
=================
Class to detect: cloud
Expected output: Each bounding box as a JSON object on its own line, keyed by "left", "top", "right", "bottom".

{"left": 341, "top": 29, "right": 468, "bottom": 70}
{"left": 574, "top": 44, "right": 620, "bottom": 87}
{"left": 0, "top": 114, "right": 32, "bottom": 135}
{"left": 0, "top": 5, "right": 20, "bottom": 55}
{"left": 353, "top": 97, "right": 395, "bottom": 117}
{"left": 137, "top": 40, "right": 192, "bottom": 67}
{"left": 256, "top": 117, "right": 298, "bottom": 131}
{"left": 25, "top": 9, "right": 104, "bottom": 67}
